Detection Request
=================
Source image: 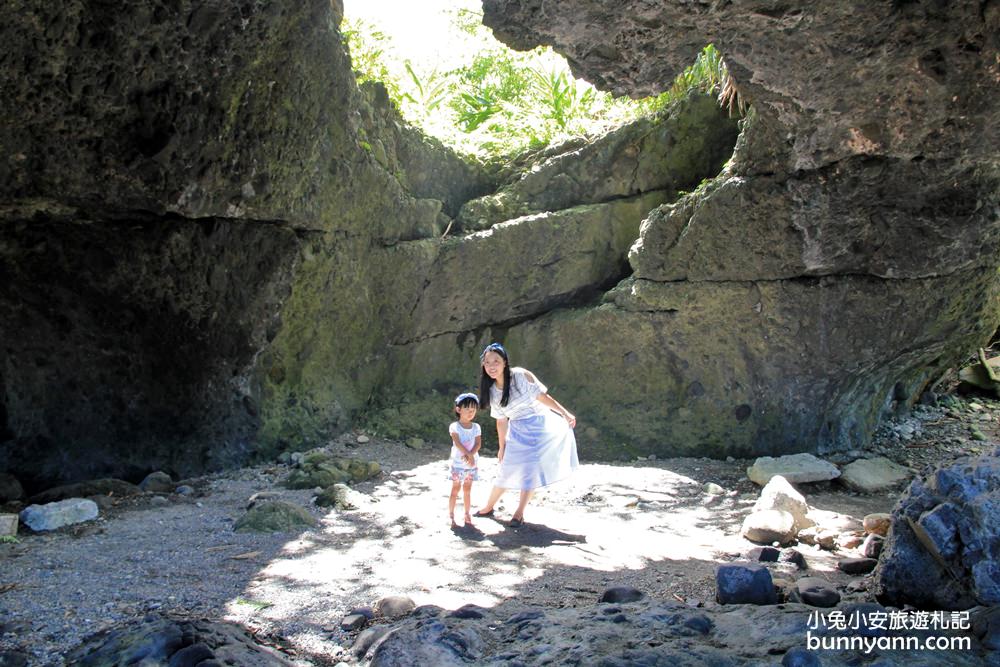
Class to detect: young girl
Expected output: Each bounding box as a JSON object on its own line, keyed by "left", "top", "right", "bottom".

{"left": 448, "top": 392, "right": 482, "bottom": 526}
{"left": 473, "top": 342, "right": 578, "bottom": 527}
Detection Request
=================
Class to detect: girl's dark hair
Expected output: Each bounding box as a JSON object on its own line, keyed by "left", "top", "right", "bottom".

{"left": 454, "top": 393, "right": 479, "bottom": 410}
{"left": 478, "top": 343, "right": 512, "bottom": 407}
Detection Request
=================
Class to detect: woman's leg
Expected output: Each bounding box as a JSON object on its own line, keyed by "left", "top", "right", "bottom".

{"left": 462, "top": 480, "right": 473, "bottom": 521}
{"left": 448, "top": 481, "right": 460, "bottom": 523}
{"left": 477, "top": 485, "right": 506, "bottom": 513}
{"left": 512, "top": 489, "right": 535, "bottom": 521}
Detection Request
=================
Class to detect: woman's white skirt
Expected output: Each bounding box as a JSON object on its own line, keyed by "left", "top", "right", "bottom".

{"left": 494, "top": 411, "right": 579, "bottom": 490}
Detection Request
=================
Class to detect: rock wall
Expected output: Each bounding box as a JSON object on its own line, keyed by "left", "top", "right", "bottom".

{"left": 0, "top": 0, "right": 485, "bottom": 486}
{"left": 476, "top": 0, "right": 1000, "bottom": 455}
{"left": 3, "top": 0, "right": 997, "bottom": 485}
{"left": 0, "top": 0, "right": 736, "bottom": 485}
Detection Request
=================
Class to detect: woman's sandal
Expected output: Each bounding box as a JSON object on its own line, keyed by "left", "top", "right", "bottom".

{"left": 509, "top": 517, "right": 523, "bottom": 528}
{"left": 473, "top": 509, "right": 494, "bottom": 518}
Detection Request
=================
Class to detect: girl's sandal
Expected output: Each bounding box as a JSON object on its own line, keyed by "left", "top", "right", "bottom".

{"left": 473, "top": 509, "right": 494, "bottom": 518}
{"left": 509, "top": 517, "right": 523, "bottom": 528}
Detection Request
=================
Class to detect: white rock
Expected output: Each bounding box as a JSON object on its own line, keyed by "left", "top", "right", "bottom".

{"left": 806, "top": 508, "right": 863, "bottom": 533}
{"left": 19, "top": 498, "right": 99, "bottom": 532}
{"left": 741, "top": 509, "right": 796, "bottom": 545}
{"left": 747, "top": 453, "right": 840, "bottom": 486}
{"left": 356, "top": 435, "right": 370, "bottom": 444}
{"left": 752, "top": 475, "right": 815, "bottom": 532}
{"left": 838, "top": 457, "right": 911, "bottom": 493}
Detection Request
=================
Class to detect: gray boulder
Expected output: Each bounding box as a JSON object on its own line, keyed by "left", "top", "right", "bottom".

{"left": 19, "top": 498, "right": 99, "bottom": 531}
{"left": 63, "top": 615, "right": 295, "bottom": 665}
{"left": 715, "top": 563, "right": 778, "bottom": 605}
{"left": 794, "top": 577, "right": 840, "bottom": 607}
{"left": 874, "top": 447, "right": 1000, "bottom": 608}
{"left": 376, "top": 596, "right": 417, "bottom": 619}
{"left": 234, "top": 501, "right": 317, "bottom": 533}
{"left": 748, "top": 454, "right": 841, "bottom": 486}
{"left": 139, "top": 471, "right": 174, "bottom": 493}
{"left": 839, "top": 457, "right": 911, "bottom": 493}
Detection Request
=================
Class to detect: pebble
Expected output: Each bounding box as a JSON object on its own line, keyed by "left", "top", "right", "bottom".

{"left": 862, "top": 513, "right": 891, "bottom": 536}
{"left": 861, "top": 533, "right": 884, "bottom": 558}
{"left": 837, "top": 557, "right": 878, "bottom": 575}
{"left": 340, "top": 613, "right": 368, "bottom": 631}
{"left": 375, "top": 595, "right": 416, "bottom": 619}
{"left": 599, "top": 586, "right": 644, "bottom": 603}
{"left": 795, "top": 577, "right": 840, "bottom": 607}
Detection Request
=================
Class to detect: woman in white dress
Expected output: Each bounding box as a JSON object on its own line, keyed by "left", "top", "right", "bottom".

{"left": 473, "top": 342, "right": 579, "bottom": 526}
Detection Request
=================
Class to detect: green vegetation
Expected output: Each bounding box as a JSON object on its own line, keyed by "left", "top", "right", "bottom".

{"left": 0, "top": 535, "right": 18, "bottom": 544}
{"left": 341, "top": 12, "right": 741, "bottom": 158}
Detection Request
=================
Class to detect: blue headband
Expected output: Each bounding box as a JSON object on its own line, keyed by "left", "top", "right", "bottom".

{"left": 480, "top": 342, "right": 506, "bottom": 360}
{"left": 455, "top": 392, "right": 479, "bottom": 406}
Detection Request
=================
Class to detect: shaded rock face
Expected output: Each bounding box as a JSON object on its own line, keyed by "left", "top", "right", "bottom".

{"left": 3, "top": 0, "right": 997, "bottom": 482}
{"left": 1, "top": 0, "right": 735, "bottom": 482}
{"left": 0, "top": 215, "right": 299, "bottom": 488}
{"left": 477, "top": 0, "right": 1000, "bottom": 455}
{"left": 482, "top": 1, "right": 1000, "bottom": 169}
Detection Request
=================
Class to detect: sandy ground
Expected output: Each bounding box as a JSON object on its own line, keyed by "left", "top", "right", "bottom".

{"left": 0, "top": 394, "right": 993, "bottom": 665}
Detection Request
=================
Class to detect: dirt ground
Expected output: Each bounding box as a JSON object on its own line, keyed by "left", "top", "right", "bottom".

{"left": 1, "top": 391, "right": 995, "bottom": 665}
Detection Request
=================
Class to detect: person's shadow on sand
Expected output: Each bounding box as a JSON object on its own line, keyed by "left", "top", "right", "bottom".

{"left": 489, "top": 521, "right": 587, "bottom": 550}
{"left": 450, "top": 522, "right": 490, "bottom": 542}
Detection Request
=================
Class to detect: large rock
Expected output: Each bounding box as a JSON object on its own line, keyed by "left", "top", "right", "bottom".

{"left": 748, "top": 454, "right": 841, "bottom": 486}
{"left": 794, "top": 578, "right": 840, "bottom": 608}
{"left": 3, "top": 0, "right": 1000, "bottom": 484}
{"left": 752, "top": 475, "right": 814, "bottom": 532}
{"left": 741, "top": 510, "right": 797, "bottom": 546}
{"left": 138, "top": 471, "right": 173, "bottom": 493}
{"left": 839, "top": 457, "right": 911, "bottom": 493}
{"left": 715, "top": 564, "right": 778, "bottom": 605}
{"left": 474, "top": 0, "right": 1000, "bottom": 459}
{"left": 234, "top": 501, "right": 317, "bottom": 533}
{"left": 19, "top": 498, "right": 99, "bottom": 531}
{"left": 456, "top": 92, "right": 739, "bottom": 230}
{"left": 63, "top": 615, "right": 295, "bottom": 666}
{"left": 874, "top": 447, "right": 1000, "bottom": 609}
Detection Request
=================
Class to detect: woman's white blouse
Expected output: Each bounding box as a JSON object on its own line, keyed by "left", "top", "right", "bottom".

{"left": 490, "top": 367, "right": 548, "bottom": 421}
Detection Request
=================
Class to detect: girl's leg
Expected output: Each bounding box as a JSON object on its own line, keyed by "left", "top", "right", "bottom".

{"left": 462, "top": 480, "right": 473, "bottom": 522}
{"left": 477, "top": 485, "right": 506, "bottom": 514}
{"left": 449, "top": 481, "right": 460, "bottom": 524}
{"left": 512, "top": 489, "right": 535, "bottom": 521}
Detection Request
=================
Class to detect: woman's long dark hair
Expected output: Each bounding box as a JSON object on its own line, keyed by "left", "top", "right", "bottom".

{"left": 479, "top": 343, "right": 512, "bottom": 407}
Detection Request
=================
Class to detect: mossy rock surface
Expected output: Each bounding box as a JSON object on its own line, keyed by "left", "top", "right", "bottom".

{"left": 234, "top": 501, "right": 317, "bottom": 533}
{"left": 283, "top": 455, "right": 380, "bottom": 489}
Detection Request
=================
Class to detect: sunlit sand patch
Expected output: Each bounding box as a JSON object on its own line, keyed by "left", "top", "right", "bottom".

{"left": 226, "top": 457, "right": 762, "bottom": 648}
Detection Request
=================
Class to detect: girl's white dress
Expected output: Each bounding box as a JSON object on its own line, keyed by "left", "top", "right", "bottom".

{"left": 448, "top": 421, "right": 481, "bottom": 481}
{"left": 490, "top": 367, "right": 578, "bottom": 490}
